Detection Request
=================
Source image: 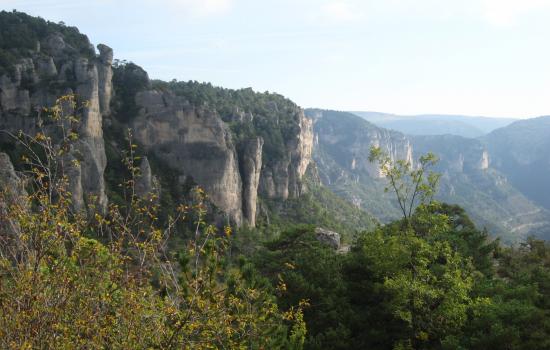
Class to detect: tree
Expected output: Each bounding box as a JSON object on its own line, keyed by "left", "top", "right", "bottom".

{"left": 345, "top": 212, "right": 475, "bottom": 350}
{"left": 0, "top": 95, "right": 305, "bottom": 349}
{"left": 252, "top": 226, "right": 352, "bottom": 350}
{"left": 369, "top": 146, "right": 440, "bottom": 221}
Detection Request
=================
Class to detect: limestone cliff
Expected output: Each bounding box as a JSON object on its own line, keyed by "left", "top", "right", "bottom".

{"left": 259, "top": 109, "right": 313, "bottom": 199}
{"left": 308, "top": 109, "right": 412, "bottom": 180}
{"left": 135, "top": 156, "right": 159, "bottom": 199}
{"left": 0, "top": 12, "right": 315, "bottom": 228}
{"left": 239, "top": 137, "right": 263, "bottom": 226}
{"left": 0, "top": 153, "right": 27, "bottom": 235}
{"left": 129, "top": 85, "right": 314, "bottom": 226}
{"left": 131, "top": 89, "right": 244, "bottom": 225}
{"left": 0, "top": 32, "right": 111, "bottom": 214}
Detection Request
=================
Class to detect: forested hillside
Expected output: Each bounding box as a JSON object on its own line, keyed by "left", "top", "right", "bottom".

{"left": 1, "top": 10, "right": 550, "bottom": 350}
{"left": 307, "top": 109, "right": 550, "bottom": 243}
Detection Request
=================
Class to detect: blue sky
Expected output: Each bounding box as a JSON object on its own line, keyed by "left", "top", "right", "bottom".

{"left": 3, "top": 0, "right": 550, "bottom": 118}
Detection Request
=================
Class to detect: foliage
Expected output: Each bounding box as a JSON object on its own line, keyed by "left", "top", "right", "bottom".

{"left": 369, "top": 146, "right": 440, "bottom": 220}
{"left": 111, "top": 60, "right": 150, "bottom": 122}
{"left": 253, "top": 226, "right": 353, "bottom": 350}
{"left": 257, "top": 175, "right": 377, "bottom": 241}
{"left": 0, "top": 95, "right": 305, "bottom": 349}
{"left": 0, "top": 10, "right": 94, "bottom": 75}
{"left": 152, "top": 79, "right": 302, "bottom": 163}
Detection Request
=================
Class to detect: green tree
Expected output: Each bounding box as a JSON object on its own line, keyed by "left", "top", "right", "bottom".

{"left": 369, "top": 146, "right": 440, "bottom": 220}
{"left": 0, "top": 95, "right": 305, "bottom": 349}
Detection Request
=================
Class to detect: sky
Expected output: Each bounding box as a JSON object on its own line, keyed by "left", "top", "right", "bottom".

{"left": 2, "top": 0, "right": 550, "bottom": 118}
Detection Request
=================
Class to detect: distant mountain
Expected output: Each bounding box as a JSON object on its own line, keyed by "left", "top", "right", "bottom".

{"left": 351, "top": 111, "right": 517, "bottom": 138}
{"left": 306, "top": 109, "right": 550, "bottom": 242}
{"left": 483, "top": 116, "right": 550, "bottom": 213}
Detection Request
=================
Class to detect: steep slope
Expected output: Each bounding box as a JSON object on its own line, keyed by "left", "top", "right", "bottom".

{"left": 0, "top": 11, "right": 111, "bottom": 214}
{"left": 412, "top": 134, "right": 550, "bottom": 241}
{"left": 307, "top": 109, "right": 550, "bottom": 242}
{"left": 107, "top": 73, "right": 314, "bottom": 226}
{"left": 0, "top": 11, "right": 371, "bottom": 233}
{"left": 483, "top": 116, "right": 550, "bottom": 212}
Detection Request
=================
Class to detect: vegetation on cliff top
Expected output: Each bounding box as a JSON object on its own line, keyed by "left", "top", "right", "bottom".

{"left": 0, "top": 10, "right": 94, "bottom": 74}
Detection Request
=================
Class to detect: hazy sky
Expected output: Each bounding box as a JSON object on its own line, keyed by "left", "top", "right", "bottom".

{"left": 2, "top": 0, "right": 550, "bottom": 118}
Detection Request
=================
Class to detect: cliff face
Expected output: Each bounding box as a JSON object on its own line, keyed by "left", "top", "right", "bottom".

{"left": 130, "top": 87, "right": 313, "bottom": 226}
{"left": 308, "top": 109, "right": 412, "bottom": 180}
{"left": 259, "top": 109, "right": 313, "bottom": 199}
{"left": 0, "top": 13, "right": 314, "bottom": 227}
{"left": 0, "top": 153, "right": 27, "bottom": 234}
{"left": 0, "top": 33, "right": 111, "bottom": 214}
{"left": 131, "top": 89, "right": 244, "bottom": 225}
{"left": 239, "top": 137, "right": 263, "bottom": 227}
{"left": 308, "top": 109, "right": 550, "bottom": 243}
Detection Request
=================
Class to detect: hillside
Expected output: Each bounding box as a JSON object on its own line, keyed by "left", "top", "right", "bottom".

{"left": 307, "top": 109, "right": 550, "bottom": 242}
{"left": 0, "top": 10, "right": 374, "bottom": 237}
{"left": 483, "top": 116, "right": 550, "bottom": 212}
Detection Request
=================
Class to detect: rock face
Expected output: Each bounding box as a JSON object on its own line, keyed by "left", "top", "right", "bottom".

{"left": 0, "top": 153, "right": 26, "bottom": 202}
{"left": 0, "top": 153, "right": 27, "bottom": 234}
{"left": 309, "top": 109, "right": 412, "bottom": 180}
{"left": 0, "top": 34, "right": 111, "bottom": 214}
{"left": 259, "top": 110, "right": 313, "bottom": 199}
{"left": 0, "top": 16, "right": 314, "bottom": 227}
{"left": 478, "top": 150, "right": 489, "bottom": 170}
{"left": 130, "top": 87, "right": 314, "bottom": 226}
{"left": 97, "top": 44, "right": 113, "bottom": 116}
{"left": 135, "top": 156, "right": 159, "bottom": 199}
{"left": 239, "top": 137, "right": 264, "bottom": 226}
{"left": 73, "top": 56, "right": 109, "bottom": 213}
{"left": 315, "top": 227, "right": 341, "bottom": 250}
{"left": 132, "top": 89, "right": 244, "bottom": 225}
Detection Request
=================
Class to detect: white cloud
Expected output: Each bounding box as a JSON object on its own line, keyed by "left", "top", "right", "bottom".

{"left": 318, "top": 0, "right": 364, "bottom": 22}
{"left": 481, "top": 0, "right": 550, "bottom": 26}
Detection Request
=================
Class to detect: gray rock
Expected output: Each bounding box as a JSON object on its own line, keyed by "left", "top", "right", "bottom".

{"left": 135, "top": 156, "right": 159, "bottom": 199}
{"left": 74, "top": 59, "right": 108, "bottom": 213}
{"left": 97, "top": 44, "right": 113, "bottom": 115}
{"left": 132, "top": 93, "right": 243, "bottom": 225}
{"left": 41, "top": 34, "right": 67, "bottom": 56}
{"left": 315, "top": 227, "right": 341, "bottom": 250}
{"left": 62, "top": 152, "right": 85, "bottom": 213}
{"left": 0, "top": 36, "right": 109, "bottom": 217}
{"left": 35, "top": 56, "right": 57, "bottom": 78}
{"left": 0, "top": 153, "right": 27, "bottom": 235}
{"left": 97, "top": 44, "right": 113, "bottom": 65}
{"left": 0, "top": 153, "right": 26, "bottom": 199}
{"left": 239, "top": 137, "right": 263, "bottom": 227}
{"left": 259, "top": 110, "right": 313, "bottom": 199}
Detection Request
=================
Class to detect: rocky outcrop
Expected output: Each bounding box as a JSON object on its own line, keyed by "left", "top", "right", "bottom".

{"left": 259, "top": 110, "right": 313, "bottom": 199}
{"left": 132, "top": 89, "right": 244, "bottom": 225}
{"left": 363, "top": 135, "right": 413, "bottom": 178}
{"left": 74, "top": 56, "right": 108, "bottom": 213}
{"left": 130, "top": 84, "right": 314, "bottom": 227}
{"left": 135, "top": 156, "right": 159, "bottom": 199}
{"left": 97, "top": 44, "right": 113, "bottom": 116}
{"left": 0, "top": 34, "right": 112, "bottom": 214}
{"left": 0, "top": 153, "right": 26, "bottom": 202}
{"left": 411, "top": 135, "right": 491, "bottom": 174}
{"left": 0, "top": 16, "right": 315, "bottom": 227}
{"left": 478, "top": 150, "right": 489, "bottom": 170}
{"left": 239, "top": 137, "right": 263, "bottom": 226}
{"left": 0, "top": 153, "right": 27, "bottom": 235}
{"left": 309, "top": 109, "right": 412, "bottom": 180}
{"left": 315, "top": 227, "right": 341, "bottom": 250}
